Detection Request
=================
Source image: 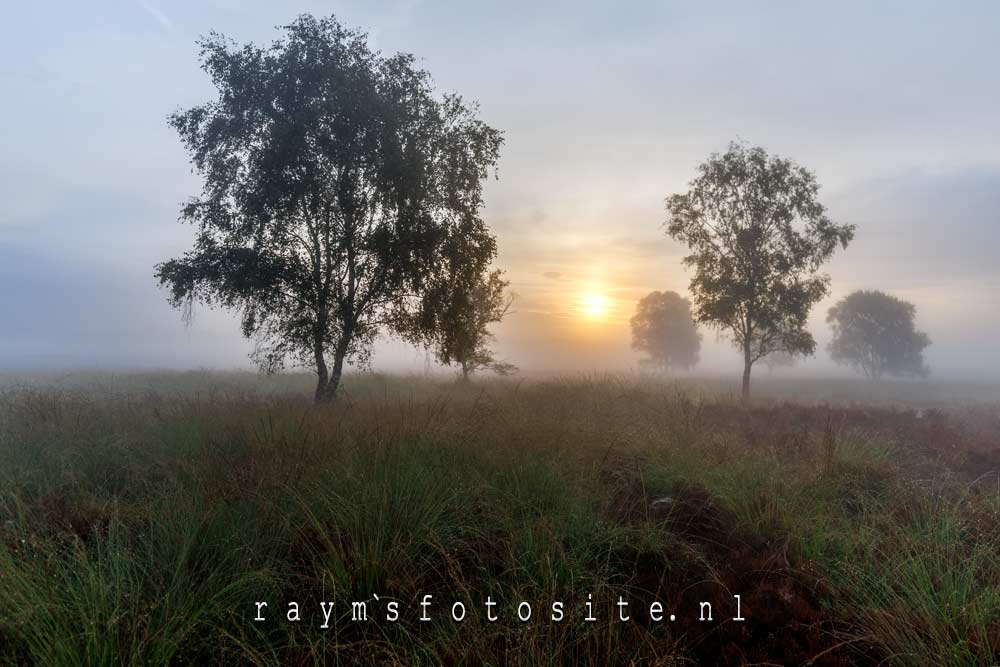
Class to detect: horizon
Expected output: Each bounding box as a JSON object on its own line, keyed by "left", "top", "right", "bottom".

{"left": 2, "top": 1, "right": 999, "bottom": 380}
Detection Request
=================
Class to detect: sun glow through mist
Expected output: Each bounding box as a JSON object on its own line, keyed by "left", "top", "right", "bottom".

{"left": 581, "top": 293, "right": 609, "bottom": 320}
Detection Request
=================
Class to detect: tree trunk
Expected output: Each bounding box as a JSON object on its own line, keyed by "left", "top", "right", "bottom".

{"left": 460, "top": 361, "right": 471, "bottom": 382}
{"left": 316, "top": 338, "right": 350, "bottom": 404}
{"left": 741, "top": 342, "right": 752, "bottom": 403}
{"left": 314, "top": 343, "right": 329, "bottom": 403}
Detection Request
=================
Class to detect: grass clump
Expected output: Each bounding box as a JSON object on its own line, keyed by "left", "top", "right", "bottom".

{"left": 1, "top": 373, "right": 998, "bottom": 665}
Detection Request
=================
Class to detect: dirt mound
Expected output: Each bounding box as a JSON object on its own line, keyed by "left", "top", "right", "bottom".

{"left": 650, "top": 482, "right": 740, "bottom": 550}
{"left": 597, "top": 454, "right": 650, "bottom": 523}
{"left": 620, "top": 481, "right": 871, "bottom": 665}
{"left": 691, "top": 490, "right": 862, "bottom": 664}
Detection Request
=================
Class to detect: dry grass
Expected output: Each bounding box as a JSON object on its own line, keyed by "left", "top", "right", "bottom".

{"left": 0, "top": 372, "right": 998, "bottom": 665}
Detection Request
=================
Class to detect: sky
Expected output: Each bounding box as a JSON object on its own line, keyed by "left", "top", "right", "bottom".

{"left": 1, "top": 1, "right": 999, "bottom": 379}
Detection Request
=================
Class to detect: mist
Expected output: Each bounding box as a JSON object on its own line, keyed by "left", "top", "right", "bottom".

{"left": 2, "top": 1, "right": 999, "bottom": 380}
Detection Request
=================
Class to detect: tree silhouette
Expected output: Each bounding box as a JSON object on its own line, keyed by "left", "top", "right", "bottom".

{"left": 665, "top": 141, "right": 854, "bottom": 400}
{"left": 827, "top": 290, "right": 931, "bottom": 380}
{"left": 155, "top": 15, "right": 502, "bottom": 402}
{"left": 760, "top": 349, "right": 800, "bottom": 375}
{"left": 629, "top": 291, "right": 700, "bottom": 373}
{"left": 406, "top": 266, "right": 515, "bottom": 380}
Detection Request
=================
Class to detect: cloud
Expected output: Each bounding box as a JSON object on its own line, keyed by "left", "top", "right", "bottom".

{"left": 542, "top": 271, "right": 562, "bottom": 280}
{"left": 826, "top": 165, "right": 1000, "bottom": 287}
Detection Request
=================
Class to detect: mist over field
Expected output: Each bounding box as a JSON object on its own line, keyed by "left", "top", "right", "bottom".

{"left": 2, "top": 1, "right": 999, "bottom": 380}
{"left": 3, "top": 4, "right": 1000, "bottom": 665}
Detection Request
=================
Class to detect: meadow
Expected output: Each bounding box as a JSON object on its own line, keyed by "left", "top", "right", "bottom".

{"left": 1, "top": 371, "right": 998, "bottom": 665}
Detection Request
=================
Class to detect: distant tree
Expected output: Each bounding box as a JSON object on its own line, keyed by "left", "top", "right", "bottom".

{"left": 665, "top": 141, "right": 855, "bottom": 400}
{"left": 406, "top": 265, "right": 516, "bottom": 380}
{"left": 155, "top": 15, "right": 503, "bottom": 402}
{"left": 630, "top": 291, "right": 701, "bottom": 373}
{"left": 761, "top": 349, "right": 800, "bottom": 375}
{"left": 827, "top": 290, "right": 931, "bottom": 380}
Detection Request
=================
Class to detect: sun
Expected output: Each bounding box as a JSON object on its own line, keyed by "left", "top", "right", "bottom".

{"left": 581, "top": 293, "right": 609, "bottom": 319}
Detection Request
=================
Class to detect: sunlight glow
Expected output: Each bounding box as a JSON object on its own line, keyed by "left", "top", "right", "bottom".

{"left": 581, "top": 293, "right": 609, "bottom": 319}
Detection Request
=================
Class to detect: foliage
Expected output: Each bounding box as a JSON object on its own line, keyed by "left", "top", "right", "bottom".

{"left": 401, "top": 254, "right": 515, "bottom": 379}
{"left": 665, "top": 140, "right": 855, "bottom": 398}
{"left": 154, "top": 14, "right": 503, "bottom": 402}
{"left": 760, "top": 349, "right": 800, "bottom": 374}
{"left": 629, "top": 290, "right": 700, "bottom": 372}
{"left": 827, "top": 290, "right": 931, "bottom": 380}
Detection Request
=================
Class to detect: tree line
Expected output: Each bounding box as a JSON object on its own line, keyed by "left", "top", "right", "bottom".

{"left": 632, "top": 141, "right": 931, "bottom": 396}
{"left": 158, "top": 13, "right": 931, "bottom": 403}
{"left": 631, "top": 286, "right": 932, "bottom": 386}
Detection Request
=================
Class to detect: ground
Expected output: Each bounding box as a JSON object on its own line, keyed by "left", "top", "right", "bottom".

{"left": 1, "top": 372, "right": 998, "bottom": 665}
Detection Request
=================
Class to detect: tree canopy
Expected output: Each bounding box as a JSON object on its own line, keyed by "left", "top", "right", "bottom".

{"left": 155, "top": 14, "right": 503, "bottom": 402}
{"left": 630, "top": 291, "right": 701, "bottom": 373}
{"left": 665, "top": 141, "right": 855, "bottom": 399}
{"left": 760, "top": 349, "right": 801, "bottom": 375}
{"left": 403, "top": 256, "right": 515, "bottom": 380}
{"left": 827, "top": 290, "right": 931, "bottom": 380}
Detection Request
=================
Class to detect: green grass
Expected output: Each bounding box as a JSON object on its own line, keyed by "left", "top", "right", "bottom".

{"left": 1, "top": 373, "right": 998, "bottom": 665}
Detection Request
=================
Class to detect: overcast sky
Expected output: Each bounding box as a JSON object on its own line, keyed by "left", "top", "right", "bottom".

{"left": 2, "top": 1, "right": 999, "bottom": 379}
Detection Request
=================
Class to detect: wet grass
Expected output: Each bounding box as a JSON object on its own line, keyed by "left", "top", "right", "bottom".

{"left": 0, "top": 373, "right": 998, "bottom": 665}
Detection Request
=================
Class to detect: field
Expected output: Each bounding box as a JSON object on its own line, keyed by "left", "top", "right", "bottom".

{"left": 1, "top": 372, "right": 999, "bottom": 665}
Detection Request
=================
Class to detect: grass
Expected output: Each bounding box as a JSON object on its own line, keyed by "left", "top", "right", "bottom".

{"left": 0, "top": 372, "right": 998, "bottom": 665}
